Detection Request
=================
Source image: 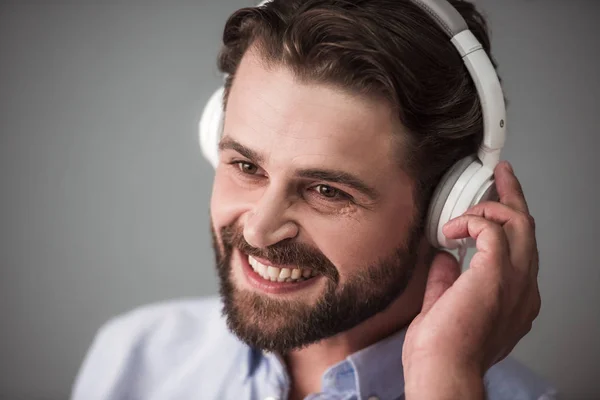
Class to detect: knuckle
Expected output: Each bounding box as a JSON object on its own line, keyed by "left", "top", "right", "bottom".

{"left": 513, "top": 212, "right": 535, "bottom": 233}
{"left": 478, "top": 200, "right": 496, "bottom": 209}
{"left": 534, "top": 294, "right": 542, "bottom": 316}
{"left": 487, "top": 220, "right": 504, "bottom": 235}
{"left": 528, "top": 292, "right": 542, "bottom": 320}
{"left": 527, "top": 214, "right": 536, "bottom": 230}
{"left": 524, "top": 321, "right": 533, "bottom": 335}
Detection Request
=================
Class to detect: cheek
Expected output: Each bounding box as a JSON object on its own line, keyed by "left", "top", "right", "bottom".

{"left": 312, "top": 202, "right": 416, "bottom": 276}
{"left": 210, "top": 167, "right": 255, "bottom": 230}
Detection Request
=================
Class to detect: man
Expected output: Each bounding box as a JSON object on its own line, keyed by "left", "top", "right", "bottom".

{"left": 72, "top": 0, "right": 558, "bottom": 399}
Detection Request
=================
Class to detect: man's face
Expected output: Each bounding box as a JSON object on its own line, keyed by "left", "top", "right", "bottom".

{"left": 210, "top": 49, "right": 422, "bottom": 353}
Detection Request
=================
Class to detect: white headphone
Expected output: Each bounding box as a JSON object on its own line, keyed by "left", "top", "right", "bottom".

{"left": 199, "top": 0, "right": 506, "bottom": 251}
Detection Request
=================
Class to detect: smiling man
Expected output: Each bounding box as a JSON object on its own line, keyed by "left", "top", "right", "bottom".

{"left": 72, "top": 1, "right": 557, "bottom": 399}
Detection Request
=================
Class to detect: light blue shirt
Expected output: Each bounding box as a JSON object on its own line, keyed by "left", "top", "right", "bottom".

{"left": 71, "top": 297, "right": 558, "bottom": 400}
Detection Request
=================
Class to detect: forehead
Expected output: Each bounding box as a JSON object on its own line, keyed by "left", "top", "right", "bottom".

{"left": 223, "top": 48, "right": 404, "bottom": 174}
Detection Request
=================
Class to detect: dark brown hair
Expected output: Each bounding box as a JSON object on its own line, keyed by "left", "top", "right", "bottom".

{"left": 217, "top": 0, "right": 500, "bottom": 222}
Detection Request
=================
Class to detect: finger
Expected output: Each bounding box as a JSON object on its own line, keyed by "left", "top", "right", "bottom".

{"left": 443, "top": 215, "right": 509, "bottom": 264}
{"left": 421, "top": 251, "right": 461, "bottom": 314}
{"left": 463, "top": 201, "right": 536, "bottom": 270}
{"left": 465, "top": 201, "right": 527, "bottom": 227}
{"left": 531, "top": 244, "right": 540, "bottom": 279}
{"left": 495, "top": 161, "right": 530, "bottom": 214}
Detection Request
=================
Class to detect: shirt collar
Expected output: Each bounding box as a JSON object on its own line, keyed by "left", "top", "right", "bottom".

{"left": 345, "top": 327, "right": 408, "bottom": 400}
{"left": 244, "top": 327, "right": 408, "bottom": 399}
{"left": 243, "top": 346, "right": 263, "bottom": 380}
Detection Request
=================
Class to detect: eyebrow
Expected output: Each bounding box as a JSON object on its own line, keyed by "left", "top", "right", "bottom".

{"left": 219, "top": 137, "right": 265, "bottom": 164}
{"left": 218, "top": 136, "right": 380, "bottom": 201}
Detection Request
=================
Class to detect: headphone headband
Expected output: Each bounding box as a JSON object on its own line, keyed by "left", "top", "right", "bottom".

{"left": 412, "top": 0, "right": 468, "bottom": 36}
{"left": 222, "top": 0, "right": 506, "bottom": 168}
{"left": 413, "top": 0, "right": 506, "bottom": 167}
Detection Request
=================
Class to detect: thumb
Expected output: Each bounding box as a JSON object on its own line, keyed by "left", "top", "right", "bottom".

{"left": 421, "top": 250, "right": 461, "bottom": 314}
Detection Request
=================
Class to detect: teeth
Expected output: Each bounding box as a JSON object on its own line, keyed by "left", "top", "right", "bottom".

{"left": 257, "top": 263, "right": 267, "bottom": 277}
{"left": 277, "top": 268, "right": 291, "bottom": 282}
{"left": 279, "top": 268, "right": 291, "bottom": 279}
{"left": 267, "top": 266, "right": 279, "bottom": 279}
{"left": 248, "top": 255, "right": 318, "bottom": 283}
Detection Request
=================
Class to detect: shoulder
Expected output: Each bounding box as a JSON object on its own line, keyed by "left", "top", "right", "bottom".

{"left": 484, "top": 356, "right": 559, "bottom": 400}
{"left": 96, "top": 296, "right": 227, "bottom": 345}
{"left": 71, "top": 297, "right": 248, "bottom": 400}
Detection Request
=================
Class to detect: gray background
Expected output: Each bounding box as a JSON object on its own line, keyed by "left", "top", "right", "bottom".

{"left": 1, "top": 0, "right": 598, "bottom": 399}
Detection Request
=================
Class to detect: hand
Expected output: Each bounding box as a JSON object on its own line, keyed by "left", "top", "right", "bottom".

{"left": 402, "top": 161, "right": 541, "bottom": 398}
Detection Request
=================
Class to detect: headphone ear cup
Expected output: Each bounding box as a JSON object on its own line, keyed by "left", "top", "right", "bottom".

{"left": 427, "top": 156, "right": 498, "bottom": 250}
{"left": 199, "top": 87, "right": 225, "bottom": 169}
{"left": 198, "top": 0, "right": 271, "bottom": 166}
{"left": 426, "top": 156, "right": 476, "bottom": 249}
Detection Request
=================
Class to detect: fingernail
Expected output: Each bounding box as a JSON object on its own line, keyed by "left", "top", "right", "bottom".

{"left": 504, "top": 161, "right": 514, "bottom": 172}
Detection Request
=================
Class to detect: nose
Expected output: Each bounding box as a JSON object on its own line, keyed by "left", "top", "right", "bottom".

{"left": 243, "top": 185, "right": 299, "bottom": 249}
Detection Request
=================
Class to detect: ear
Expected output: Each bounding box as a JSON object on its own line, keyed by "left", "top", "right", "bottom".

{"left": 421, "top": 250, "right": 460, "bottom": 314}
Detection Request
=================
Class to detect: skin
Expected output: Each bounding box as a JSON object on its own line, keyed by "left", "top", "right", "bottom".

{"left": 210, "top": 47, "right": 541, "bottom": 400}
{"left": 403, "top": 161, "right": 541, "bottom": 399}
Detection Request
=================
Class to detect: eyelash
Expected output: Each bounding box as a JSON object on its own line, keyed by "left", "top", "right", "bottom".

{"left": 228, "top": 160, "right": 353, "bottom": 202}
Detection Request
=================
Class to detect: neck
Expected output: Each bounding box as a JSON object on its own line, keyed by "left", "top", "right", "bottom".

{"left": 284, "top": 240, "right": 434, "bottom": 400}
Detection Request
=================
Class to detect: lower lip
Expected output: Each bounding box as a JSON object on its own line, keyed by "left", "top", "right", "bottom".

{"left": 238, "top": 249, "right": 321, "bottom": 294}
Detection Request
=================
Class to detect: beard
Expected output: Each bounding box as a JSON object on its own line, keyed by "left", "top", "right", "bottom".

{"left": 212, "top": 219, "right": 424, "bottom": 354}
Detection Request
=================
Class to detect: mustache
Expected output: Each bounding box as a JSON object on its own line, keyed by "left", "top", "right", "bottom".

{"left": 221, "top": 224, "right": 339, "bottom": 281}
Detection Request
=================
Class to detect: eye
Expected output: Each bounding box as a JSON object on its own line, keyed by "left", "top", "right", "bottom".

{"left": 314, "top": 184, "right": 349, "bottom": 200}
{"left": 236, "top": 161, "right": 259, "bottom": 175}
{"left": 316, "top": 184, "right": 337, "bottom": 198}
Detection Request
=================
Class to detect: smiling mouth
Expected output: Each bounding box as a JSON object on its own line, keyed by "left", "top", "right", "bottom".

{"left": 247, "top": 254, "right": 319, "bottom": 283}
